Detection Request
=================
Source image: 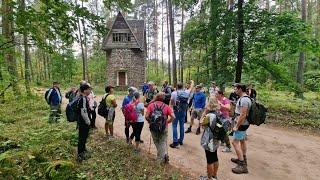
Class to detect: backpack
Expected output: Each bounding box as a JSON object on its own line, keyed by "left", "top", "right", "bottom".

{"left": 66, "top": 97, "right": 81, "bottom": 122}
{"left": 45, "top": 88, "right": 53, "bottom": 104}
{"left": 149, "top": 103, "right": 166, "bottom": 133}
{"left": 146, "top": 89, "right": 158, "bottom": 103}
{"left": 123, "top": 101, "right": 139, "bottom": 123}
{"left": 240, "top": 96, "right": 268, "bottom": 126}
{"left": 98, "top": 94, "right": 110, "bottom": 117}
{"left": 207, "top": 112, "right": 226, "bottom": 141}
{"left": 174, "top": 91, "right": 189, "bottom": 112}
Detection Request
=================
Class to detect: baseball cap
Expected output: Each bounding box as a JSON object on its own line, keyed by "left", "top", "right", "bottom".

{"left": 196, "top": 85, "right": 202, "bottom": 89}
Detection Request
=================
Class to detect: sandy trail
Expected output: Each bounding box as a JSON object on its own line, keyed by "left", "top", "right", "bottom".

{"left": 91, "top": 96, "right": 320, "bottom": 180}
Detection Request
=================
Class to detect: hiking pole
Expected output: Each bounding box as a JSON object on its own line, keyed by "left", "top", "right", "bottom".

{"left": 148, "top": 133, "right": 152, "bottom": 154}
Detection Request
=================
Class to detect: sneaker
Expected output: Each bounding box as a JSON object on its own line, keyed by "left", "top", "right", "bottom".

{"left": 169, "top": 143, "right": 179, "bottom": 148}
{"left": 179, "top": 141, "right": 183, "bottom": 145}
{"left": 185, "top": 127, "right": 192, "bottom": 133}
{"left": 232, "top": 163, "right": 248, "bottom": 174}
{"left": 231, "top": 158, "right": 240, "bottom": 164}
{"left": 222, "top": 147, "right": 232, "bottom": 153}
{"left": 139, "top": 140, "right": 144, "bottom": 144}
{"left": 108, "top": 135, "right": 115, "bottom": 140}
{"left": 199, "top": 175, "right": 208, "bottom": 180}
{"left": 105, "top": 134, "right": 110, "bottom": 140}
{"left": 196, "top": 127, "right": 201, "bottom": 135}
{"left": 77, "top": 153, "right": 85, "bottom": 163}
{"left": 134, "top": 149, "right": 140, "bottom": 154}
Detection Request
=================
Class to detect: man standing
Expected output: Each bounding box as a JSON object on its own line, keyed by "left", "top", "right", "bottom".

{"left": 169, "top": 83, "right": 190, "bottom": 148}
{"left": 144, "top": 81, "right": 158, "bottom": 107}
{"left": 142, "top": 82, "right": 149, "bottom": 96}
{"left": 162, "top": 80, "right": 172, "bottom": 105}
{"left": 65, "top": 86, "right": 77, "bottom": 103}
{"left": 231, "top": 83, "right": 251, "bottom": 174}
{"left": 122, "top": 87, "right": 136, "bottom": 143}
{"left": 146, "top": 93, "right": 175, "bottom": 163}
{"left": 209, "top": 81, "right": 220, "bottom": 97}
{"left": 45, "top": 81, "right": 62, "bottom": 123}
{"left": 185, "top": 85, "right": 206, "bottom": 135}
{"left": 77, "top": 83, "right": 92, "bottom": 162}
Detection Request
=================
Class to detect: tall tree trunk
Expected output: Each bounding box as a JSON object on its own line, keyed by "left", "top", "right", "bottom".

{"left": 81, "top": 1, "right": 89, "bottom": 82}
{"left": 3, "top": 0, "right": 21, "bottom": 96}
{"left": 154, "top": 0, "right": 159, "bottom": 75}
{"left": 295, "top": 0, "right": 307, "bottom": 98}
{"left": 168, "top": 0, "right": 177, "bottom": 87}
{"left": 235, "top": 0, "right": 244, "bottom": 83}
{"left": 210, "top": 0, "right": 219, "bottom": 81}
{"left": 20, "top": 0, "right": 31, "bottom": 95}
{"left": 317, "top": 0, "right": 320, "bottom": 65}
{"left": 0, "top": 58, "right": 4, "bottom": 103}
{"left": 161, "top": 0, "right": 164, "bottom": 72}
{"left": 166, "top": 0, "right": 171, "bottom": 84}
{"left": 180, "top": 8, "right": 184, "bottom": 83}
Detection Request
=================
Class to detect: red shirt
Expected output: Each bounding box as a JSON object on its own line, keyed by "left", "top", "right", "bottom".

{"left": 146, "top": 101, "right": 173, "bottom": 126}
{"left": 218, "top": 97, "right": 231, "bottom": 118}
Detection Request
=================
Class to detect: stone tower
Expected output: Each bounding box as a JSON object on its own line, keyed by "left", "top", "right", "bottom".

{"left": 102, "top": 12, "right": 146, "bottom": 88}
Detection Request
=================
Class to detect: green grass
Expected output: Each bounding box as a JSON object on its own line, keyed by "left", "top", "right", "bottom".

{"left": 0, "top": 94, "right": 184, "bottom": 179}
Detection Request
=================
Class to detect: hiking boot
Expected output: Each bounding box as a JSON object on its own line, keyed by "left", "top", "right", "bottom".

{"left": 77, "top": 153, "right": 85, "bottom": 163}
{"left": 134, "top": 149, "right": 140, "bottom": 154}
{"left": 231, "top": 158, "right": 247, "bottom": 165}
{"left": 179, "top": 141, "right": 183, "bottom": 145}
{"left": 196, "top": 127, "right": 201, "bottom": 135}
{"left": 185, "top": 127, "right": 192, "bottom": 133}
{"left": 169, "top": 143, "right": 179, "bottom": 148}
{"left": 222, "top": 147, "right": 232, "bottom": 153}
{"left": 139, "top": 140, "right": 144, "bottom": 144}
{"left": 232, "top": 162, "right": 248, "bottom": 174}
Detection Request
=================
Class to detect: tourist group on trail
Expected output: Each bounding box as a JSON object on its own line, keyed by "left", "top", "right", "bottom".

{"left": 45, "top": 79, "right": 266, "bottom": 180}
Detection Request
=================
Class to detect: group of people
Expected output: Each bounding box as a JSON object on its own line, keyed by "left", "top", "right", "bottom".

{"left": 45, "top": 79, "right": 257, "bottom": 179}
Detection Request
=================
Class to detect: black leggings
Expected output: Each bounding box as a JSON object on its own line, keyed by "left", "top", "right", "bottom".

{"left": 78, "top": 124, "right": 89, "bottom": 155}
{"left": 205, "top": 150, "right": 218, "bottom": 164}
{"left": 130, "top": 122, "right": 144, "bottom": 142}
{"left": 125, "top": 121, "right": 134, "bottom": 139}
{"left": 89, "top": 109, "right": 96, "bottom": 128}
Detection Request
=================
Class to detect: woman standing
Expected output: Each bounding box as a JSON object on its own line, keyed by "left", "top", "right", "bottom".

{"left": 199, "top": 96, "right": 220, "bottom": 180}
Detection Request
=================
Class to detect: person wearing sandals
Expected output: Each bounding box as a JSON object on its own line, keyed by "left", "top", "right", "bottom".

{"left": 128, "top": 91, "right": 145, "bottom": 153}
{"left": 199, "top": 96, "right": 221, "bottom": 180}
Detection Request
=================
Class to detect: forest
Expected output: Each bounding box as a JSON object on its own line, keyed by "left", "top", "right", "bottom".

{"left": 0, "top": 0, "right": 320, "bottom": 179}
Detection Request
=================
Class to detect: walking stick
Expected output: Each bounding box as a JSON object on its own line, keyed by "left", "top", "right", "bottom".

{"left": 148, "top": 133, "right": 152, "bottom": 154}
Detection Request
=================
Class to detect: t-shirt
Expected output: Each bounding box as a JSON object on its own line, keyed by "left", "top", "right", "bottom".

{"left": 209, "top": 87, "right": 219, "bottom": 96}
{"left": 193, "top": 92, "right": 206, "bottom": 109}
{"left": 122, "top": 95, "right": 133, "bottom": 108}
{"left": 235, "top": 96, "right": 252, "bottom": 125}
{"left": 136, "top": 102, "right": 145, "bottom": 122}
{"left": 105, "top": 94, "right": 116, "bottom": 107}
{"left": 218, "top": 97, "right": 231, "bottom": 119}
{"left": 146, "top": 101, "right": 173, "bottom": 126}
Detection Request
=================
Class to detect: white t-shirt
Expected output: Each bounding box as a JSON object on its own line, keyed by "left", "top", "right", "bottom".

{"left": 136, "top": 102, "right": 145, "bottom": 122}
{"left": 209, "top": 87, "right": 219, "bottom": 96}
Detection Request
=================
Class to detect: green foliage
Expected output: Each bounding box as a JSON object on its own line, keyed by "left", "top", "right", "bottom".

{"left": 304, "top": 71, "right": 320, "bottom": 92}
{"left": 0, "top": 94, "right": 184, "bottom": 179}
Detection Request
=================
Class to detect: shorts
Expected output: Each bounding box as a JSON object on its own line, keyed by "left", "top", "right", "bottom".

{"left": 105, "top": 108, "right": 115, "bottom": 125}
{"left": 191, "top": 108, "right": 204, "bottom": 120}
{"left": 205, "top": 150, "right": 218, "bottom": 164}
{"left": 233, "top": 130, "right": 247, "bottom": 140}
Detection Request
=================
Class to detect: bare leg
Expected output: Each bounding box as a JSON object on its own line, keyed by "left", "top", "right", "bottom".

{"left": 213, "top": 161, "right": 219, "bottom": 177}
{"left": 232, "top": 140, "right": 244, "bottom": 161}
{"left": 207, "top": 164, "right": 214, "bottom": 177}
{"left": 105, "top": 123, "right": 109, "bottom": 135}
{"left": 109, "top": 125, "right": 113, "bottom": 136}
{"left": 240, "top": 140, "right": 247, "bottom": 157}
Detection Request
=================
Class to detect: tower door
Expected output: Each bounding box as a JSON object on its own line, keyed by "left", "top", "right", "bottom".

{"left": 118, "top": 72, "right": 127, "bottom": 86}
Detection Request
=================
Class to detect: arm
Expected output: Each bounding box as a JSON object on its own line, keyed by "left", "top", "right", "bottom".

{"left": 111, "top": 99, "right": 117, "bottom": 108}
{"left": 167, "top": 111, "right": 175, "bottom": 124}
{"left": 199, "top": 108, "right": 209, "bottom": 125}
{"left": 233, "top": 106, "right": 248, "bottom": 131}
{"left": 80, "top": 97, "right": 91, "bottom": 125}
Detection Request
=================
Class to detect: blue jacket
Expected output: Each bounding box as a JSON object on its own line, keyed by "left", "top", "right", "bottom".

{"left": 46, "top": 88, "right": 62, "bottom": 106}
{"left": 122, "top": 95, "right": 133, "bottom": 108}
{"left": 193, "top": 92, "right": 206, "bottom": 109}
{"left": 142, "top": 84, "right": 149, "bottom": 93}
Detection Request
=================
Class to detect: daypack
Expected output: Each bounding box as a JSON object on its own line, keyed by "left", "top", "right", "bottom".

{"left": 239, "top": 96, "right": 267, "bottom": 126}
{"left": 98, "top": 94, "right": 110, "bottom": 117}
{"left": 174, "top": 91, "right": 189, "bottom": 112}
{"left": 45, "top": 88, "right": 53, "bottom": 104}
{"left": 123, "top": 101, "right": 139, "bottom": 123}
{"left": 207, "top": 112, "right": 226, "bottom": 141}
{"left": 146, "top": 89, "right": 157, "bottom": 103}
{"left": 66, "top": 97, "right": 81, "bottom": 122}
{"left": 149, "top": 103, "right": 166, "bottom": 133}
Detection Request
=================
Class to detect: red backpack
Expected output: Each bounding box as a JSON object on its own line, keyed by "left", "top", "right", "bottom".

{"left": 123, "top": 101, "right": 139, "bottom": 123}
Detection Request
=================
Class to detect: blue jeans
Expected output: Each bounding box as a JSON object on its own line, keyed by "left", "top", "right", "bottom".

{"left": 172, "top": 110, "right": 186, "bottom": 143}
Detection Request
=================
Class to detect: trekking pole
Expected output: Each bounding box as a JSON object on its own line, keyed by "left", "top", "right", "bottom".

{"left": 148, "top": 133, "right": 152, "bottom": 154}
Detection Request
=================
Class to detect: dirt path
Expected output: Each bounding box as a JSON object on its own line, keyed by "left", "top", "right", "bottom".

{"left": 92, "top": 96, "right": 320, "bottom": 179}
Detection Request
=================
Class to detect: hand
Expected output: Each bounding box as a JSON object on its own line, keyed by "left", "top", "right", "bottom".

{"left": 233, "top": 126, "right": 238, "bottom": 132}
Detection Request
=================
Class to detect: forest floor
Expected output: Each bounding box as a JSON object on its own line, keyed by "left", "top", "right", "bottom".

{"left": 95, "top": 95, "right": 320, "bottom": 180}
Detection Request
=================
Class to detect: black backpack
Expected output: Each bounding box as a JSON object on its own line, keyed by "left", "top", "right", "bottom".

{"left": 207, "top": 112, "right": 226, "bottom": 141}
{"left": 149, "top": 103, "right": 166, "bottom": 133}
{"left": 240, "top": 96, "right": 268, "bottom": 126}
{"left": 66, "top": 97, "right": 81, "bottom": 122}
{"left": 98, "top": 94, "right": 110, "bottom": 117}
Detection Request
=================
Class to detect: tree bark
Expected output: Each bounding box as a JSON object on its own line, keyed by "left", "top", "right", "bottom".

{"left": 180, "top": 8, "right": 184, "bottom": 83}
{"left": 295, "top": 0, "right": 307, "bottom": 98}
{"left": 161, "top": 0, "right": 164, "bottom": 72}
{"left": 168, "top": 0, "right": 177, "bottom": 87}
{"left": 235, "top": 0, "right": 244, "bottom": 83}
{"left": 20, "top": 0, "right": 31, "bottom": 95}
{"left": 166, "top": 0, "right": 171, "bottom": 84}
{"left": 3, "top": 0, "right": 21, "bottom": 96}
{"left": 210, "top": 0, "right": 219, "bottom": 81}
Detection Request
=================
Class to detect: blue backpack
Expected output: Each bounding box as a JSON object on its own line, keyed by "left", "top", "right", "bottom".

{"left": 66, "top": 97, "right": 81, "bottom": 122}
{"left": 174, "top": 91, "right": 189, "bottom": 112}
